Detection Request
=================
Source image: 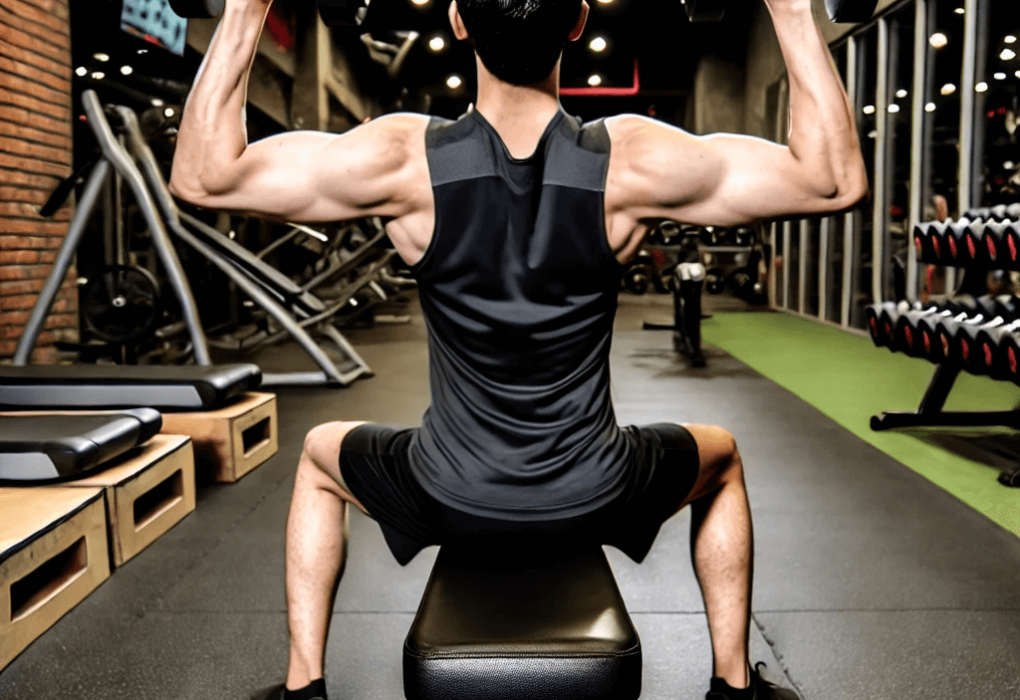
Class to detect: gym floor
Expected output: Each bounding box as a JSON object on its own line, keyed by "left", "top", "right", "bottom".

{"left": 2, "top": 296, "right": 1019, "bottom": 699}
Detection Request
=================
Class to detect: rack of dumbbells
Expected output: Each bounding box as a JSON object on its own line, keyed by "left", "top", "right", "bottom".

{"left": 866, "top": 203, "right": 1020, "bottom": 487}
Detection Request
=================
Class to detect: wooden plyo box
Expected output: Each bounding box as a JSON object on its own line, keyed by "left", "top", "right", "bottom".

{"left": 67, "top": 434, "right": 196, "bottom": 567}
{"left": 0, "top": 487, "right": 110, "bottom": 670}
{"left": 161, "top": 392, "right": 278, "bottom": 483}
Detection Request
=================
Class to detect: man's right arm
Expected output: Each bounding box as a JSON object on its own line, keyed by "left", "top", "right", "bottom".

{"left": 608, "top": 0, "right": 868, "bottom": 229}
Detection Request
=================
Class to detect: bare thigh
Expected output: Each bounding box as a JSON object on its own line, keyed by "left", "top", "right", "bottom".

{"left": 302, "top": 420, "right": 373, "bottom": 517}
{"left": 673, "top": 423, "right": 742, "bottom": 515}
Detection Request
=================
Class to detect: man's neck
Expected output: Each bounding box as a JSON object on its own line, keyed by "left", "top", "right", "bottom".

{"left": 472, "top": 57, "right": 562, "bottom": 132}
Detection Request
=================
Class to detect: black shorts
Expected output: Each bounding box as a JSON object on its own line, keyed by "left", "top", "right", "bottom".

{"left": 338, "top": 423, "right": 700, "bottom": 566}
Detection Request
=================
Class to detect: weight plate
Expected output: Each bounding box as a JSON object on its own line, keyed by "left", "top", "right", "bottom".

{"left": 318, "top": 0, "right": 368, "bottom": 27}
{"left": 82, "top": 265, "right": 163, "bottom": 343}
{"left": 167, "top": 0, "right": 225, "bottom": 19}
{"left": 825, "top": 0, "right": 880, "bottom": 24}
{"left": 685, "top": 0, "right": 727, "bottom": 23}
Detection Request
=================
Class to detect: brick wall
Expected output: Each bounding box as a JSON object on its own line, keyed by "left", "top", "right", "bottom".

{"left": 0, "top": 0, "right": 77, "bottom": 363}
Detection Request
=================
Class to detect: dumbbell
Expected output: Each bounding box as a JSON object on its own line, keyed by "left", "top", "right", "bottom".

{"left": 954, "top": 295, "right": 1020, "bottom": 374}
{"left": 963, "top": 203, "right": 1020, "bottom": 223}
{"left": 888, "top": 301, "right": 940, "bottom": 357}
{"left": 933, "top": 295, "right": 1001, "bottom": 365}
{"left": 866, "top": 301, "right": 906, "bottom": 349}
{"left": 905, "top": 296, "right": 987, "bottom": 362}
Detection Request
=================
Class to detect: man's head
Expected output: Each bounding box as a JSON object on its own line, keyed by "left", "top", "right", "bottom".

{"left": 449, "top": 0, "right": 589, "bottom": 86}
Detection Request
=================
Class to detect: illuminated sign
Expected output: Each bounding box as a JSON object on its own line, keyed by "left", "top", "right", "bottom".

{"left": 120, "top": 0, "right": 187, "bottom": 56}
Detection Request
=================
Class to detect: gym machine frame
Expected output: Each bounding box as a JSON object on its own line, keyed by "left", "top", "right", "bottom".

{"left": 15, "top": 90, "right": 374, "bottom": 387}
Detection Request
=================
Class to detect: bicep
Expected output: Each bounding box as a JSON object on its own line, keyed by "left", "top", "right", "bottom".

{"left": 175, "top": 121, "right": 410, "bottom": 223}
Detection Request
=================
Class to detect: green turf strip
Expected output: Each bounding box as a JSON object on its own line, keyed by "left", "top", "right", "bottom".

{"left": 701, "top": 311, "right": 1020, "bottom": 538}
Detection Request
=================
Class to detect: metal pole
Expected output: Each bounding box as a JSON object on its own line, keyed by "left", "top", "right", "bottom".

{"left": 874, "top": 18, "right": 890, "bottom": 304}
{"left": 13, "top": 161, "right": 112, "bottom": 365}
{"left": 843, "top": 36, "right": 858, "bottom": 327}
{"left": 782, "top": 221, "right": 792, "bottom": 309}
{"left": 907, "top": 0, "right": 929, "bottom": 302}
{"left": 798, "top": 219, "right": 809, "bottom": 314}
{"left": 953, "top": 0, "right": 981, "bottom": 294}
{"left": 819, "top": 217, "right": 830, "bottom": 321}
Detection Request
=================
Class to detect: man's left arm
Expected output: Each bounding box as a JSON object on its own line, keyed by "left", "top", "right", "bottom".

{"left": 168, "top": 0, "right": 420, "bottom": 223}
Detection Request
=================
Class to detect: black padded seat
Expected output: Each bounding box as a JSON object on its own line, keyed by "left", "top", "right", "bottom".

{"left": 0, "top": 364, "right": 261, "bottom": 411}
{"left": 0, "top": 408, "right": 162, "bottom": 482}
{"left": 403, "top": 543, "right": 642, "bottom": 700}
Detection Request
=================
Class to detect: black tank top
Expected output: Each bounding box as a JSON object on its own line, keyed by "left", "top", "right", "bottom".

{"left": 407, "top": 107, "right": 634, "bottom": 521}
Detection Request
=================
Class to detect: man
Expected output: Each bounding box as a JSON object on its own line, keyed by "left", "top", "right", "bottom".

{"left": 169, "top": 1, "right": 867, "bottom": 698}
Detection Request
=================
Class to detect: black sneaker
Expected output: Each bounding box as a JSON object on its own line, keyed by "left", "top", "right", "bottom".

{"left": 706, "top": 662, "right": 801, "bottom": 700}
{"left": 249, "top": 685, "right": 327, "bottom": 700}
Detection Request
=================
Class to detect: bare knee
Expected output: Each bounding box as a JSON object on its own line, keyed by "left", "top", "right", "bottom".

{"left": 682, "top": 424, "right": 744, "bottom": 504}
{"left": 302, "top": 420, "right": 363, "bottom": 477}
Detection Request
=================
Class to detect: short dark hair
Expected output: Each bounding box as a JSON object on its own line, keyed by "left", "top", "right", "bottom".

{"left": 457, "top": 0, "right": 583, "bottom": 86}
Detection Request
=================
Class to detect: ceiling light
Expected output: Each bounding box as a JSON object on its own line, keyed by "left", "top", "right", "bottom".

{"left": 120, "top": 65, "right": 133, "bottom": 75}
{"left": 954, "top": 7, "right": 964, "bottom": 14}
{"left": 976, "top": 82, "right": 989, "bottom": 93}
{"left": 1006, "top": 36, "right": 1017, "bottom": 44}
{"left": 995, "top": 72, "right": 1008, "bottom": 80}
{"left": 941, "top": 83, "right": 956, "bottom": 95}
{"left": 93, "top": 52, "right": 110, "bottom": 62}
{"left": 446, "top": 75, "right": 462, "bottom": 89}
{"left": 164, "top": 107, "right": 175, "bottom": 118}
{"left": 896, "top": 88, "right": 908, "bottom": 98}
{"left": 91, "top": 71, "right": 105, "bottom": 80}
{"left": 888, "top": 104, "right": 901, "bottom": 113}
{"left": 75, "top": 66, "right": 87, "bottom": 77}
{"left": 1016, "top": 71, "right": 1020, "bottom": 79}
{"left": 1001, "top": 49, "right": 1017, "bottom": 60}
{"left": 588, "top": 74, "right": 603, "bottom": 87}
{"left": 862, "top": 104, "right": 875, "bottom": 114}
{"left": 409, "top": 0, "right": 429, "bottom": 5}
{"left": 137, "top": 49, "right": 148, "bottom": 54}
{"left": 589, "top": 36, "right": 607, "bottom": 52}
{"left": 429, "top": 36, "right": 445, "bottom": 51}
{"left": 929, "top": 32, "right": 948, "bottom": 49}
{"left": 151, "top": 98, "right": 164, "bottom": 107}
{"left": 596, "top": 0, "right": 615, "bottom": 4}
{"left": 925, "top": 102, "right": 937, "bottom": 113}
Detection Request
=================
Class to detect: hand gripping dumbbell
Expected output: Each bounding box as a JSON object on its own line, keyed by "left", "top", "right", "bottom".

{"left": 170, "top": 0, "right": 882, "bottom": 32}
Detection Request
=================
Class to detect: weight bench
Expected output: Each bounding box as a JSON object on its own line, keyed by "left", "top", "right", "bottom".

{"left": 404, "top": 543, "right": 642, "bottom": 700}
{"left": 0, "top": 364, "right": 260, "bottom": 411}
{"left": 0, "top": 364, "right": 275, "bottom": 482}
{"left": 0, "top": 409, "right": 161, "bottom": 482}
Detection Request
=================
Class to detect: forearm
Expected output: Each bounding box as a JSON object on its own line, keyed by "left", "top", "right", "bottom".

{"left": 767, "top": 0, "right": 867, "bottom": 200}
{"left": 170, "top": 1, "right": 270, "bottom": 196}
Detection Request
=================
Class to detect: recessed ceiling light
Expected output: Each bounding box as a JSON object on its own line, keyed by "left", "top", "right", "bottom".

{"left": 588, "top": 74, "right": 602, "bottom": 87}
{"left": 429, "top": 36, "right": 445, "bottom": 51}
{"left": 589, "top": 37, "right": 607, "bottom": 52}
{"left": 93, "top": 52, "right": 110, "bottom": 62}
{"left": 447, "top": 75, "right": 462, "bottom": 89}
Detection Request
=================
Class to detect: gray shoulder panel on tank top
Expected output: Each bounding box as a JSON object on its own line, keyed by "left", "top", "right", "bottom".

{"left": 426, "top": 113, "right": 611, "bottom": 192}
{"left": 542, "top": 116, "right": 611, "bottom": 193}
{"left": 426, "top": 115, "right": 495, "bottom": 187}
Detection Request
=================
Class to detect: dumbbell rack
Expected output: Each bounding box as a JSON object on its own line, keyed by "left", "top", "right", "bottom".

{"left": 867, "top": 203, "right": 1020, "bottom": 486}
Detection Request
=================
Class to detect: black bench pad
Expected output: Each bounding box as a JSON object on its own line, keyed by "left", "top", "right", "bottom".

{"left": 403, "top": 544, "right": 642, "bottom": 700}
{"left": 0, "top": 409, "right": 162, "bottom": 482}
{"left": 0, "top": 364, "right": 261, "bottom": 411}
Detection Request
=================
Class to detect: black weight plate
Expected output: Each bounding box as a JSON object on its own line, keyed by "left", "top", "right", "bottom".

{"left": 82, "top": 265, "right": 162, "bottom": 343}
{"left": 167, "top": 0, "right": 225, "bottom": 19}
{"left": 825, "top": 0, "right": 880, "bottom": 23}
{"left": 685, "top": 0, "right": 726, "bottom": 22}
{"left": 318, "top": 0, "right": 367, "bottom": 27}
